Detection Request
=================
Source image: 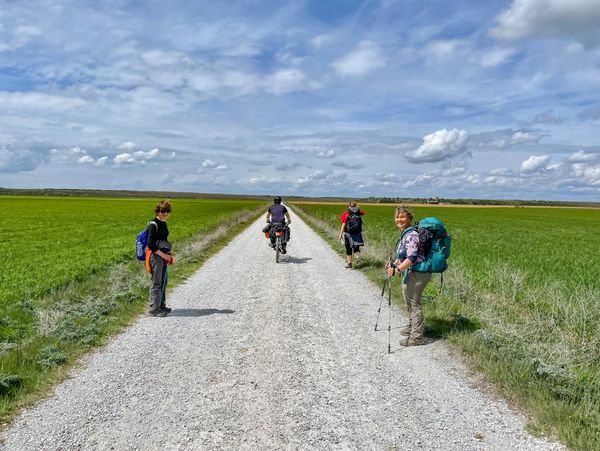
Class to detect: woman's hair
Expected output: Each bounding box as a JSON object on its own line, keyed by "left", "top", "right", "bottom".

{"left": 348, "top": 201, "right": 358, "bottom": 208}
{"left": 395, "top": 205, "right": 413, "bottom": 221}
{"left": 154, "top": 199, "right": 172, "bottom": 214}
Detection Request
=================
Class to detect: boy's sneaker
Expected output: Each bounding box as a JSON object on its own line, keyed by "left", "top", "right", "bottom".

{"left": 160, "top": 306, "right": 172, "bottom": 313}
{"left": 148, "top": 309, "right": 167, "bottom": 317}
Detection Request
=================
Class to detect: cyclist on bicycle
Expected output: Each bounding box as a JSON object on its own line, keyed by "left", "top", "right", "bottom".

{"left": 265, "top": 196, "right": 291, "bottom": 253}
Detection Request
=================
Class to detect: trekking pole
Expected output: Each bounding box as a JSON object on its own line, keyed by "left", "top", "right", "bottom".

{"left": 387, "top": 272, "right": 392, "bottom": 354}
{"left": 374, "top": 275, "right": 387, "bottom": 331}
{"left": 375, "top": 257, "right": 393, "bottom": 332}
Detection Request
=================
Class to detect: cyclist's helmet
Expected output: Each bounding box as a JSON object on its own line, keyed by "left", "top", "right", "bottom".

{"left": 274, "top": 196, "right": 282, "bottom": 204}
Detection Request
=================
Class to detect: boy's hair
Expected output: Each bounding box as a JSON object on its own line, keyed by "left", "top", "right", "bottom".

{"left": 395, "top": 205, "right": 413, "bottom": 221}
{"left": 154, "top": 199, "right": 172, "bottom": 214}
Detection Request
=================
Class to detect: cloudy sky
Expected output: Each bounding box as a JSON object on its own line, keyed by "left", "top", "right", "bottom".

{"left": 1, "top": 0, "right": 600, "bottom": 201}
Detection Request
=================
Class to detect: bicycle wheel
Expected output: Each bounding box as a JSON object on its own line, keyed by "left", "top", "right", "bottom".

{"left": 275, "top": 236, "right": 280, "bottom": 263}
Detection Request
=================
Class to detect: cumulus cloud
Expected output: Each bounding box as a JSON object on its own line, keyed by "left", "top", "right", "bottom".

{"left": 471, "top": 129, "right": 545, "bottom": 149}
{"left": 77, "top": 155, "right": 94, "bottom": 164}
{"left": 567, "top": 150, "right": 599, "bottom": 163}
{"left": 118, "top": 141, "right": 137, "bottom": 151}
{"left": 202, "top": 159, "right": 218, "bottom": 168}
{"left": 521, "top": 155, "right": 551, "bottom": 173}
{"left": 114, "top": 148, "right": 159, "bottom": 165}
{"left": 317, "top": 149, "right": 336, "bottom": 158}
{"left": 95, "top": 156, "right": 108, "bottom": 166}
{"left": 405, "top": 128, "right": 470, "bottom": 163}
{"left": 201, "top": 159, "right": 227, "bottom": 170}
{"left": 571, "top": 163, "right": 600, "bottom": 185}
{"left": 0, "top": 140, "right": 50, "bottom": 173}
{"left": 490, "top": 0, "right": 600, "bottom": 48}
{"left": 511, "top": 130, "right": 543, "bottom": 144}
{"left": 332, "top": 40, "right": 385, "bottom": 77}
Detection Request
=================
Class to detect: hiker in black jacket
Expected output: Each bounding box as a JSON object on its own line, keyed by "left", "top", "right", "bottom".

{"left": 147, "top": 200, "right": 174, "bottom": 317}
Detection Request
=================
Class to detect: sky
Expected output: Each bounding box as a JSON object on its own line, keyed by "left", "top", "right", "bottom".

{"left": 1, "top": 0, "right": 600, "bottom": 201}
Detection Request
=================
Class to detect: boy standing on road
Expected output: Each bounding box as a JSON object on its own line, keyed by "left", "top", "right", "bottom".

{"left": 147, "top": 200, "right": 174, "bottom": 317}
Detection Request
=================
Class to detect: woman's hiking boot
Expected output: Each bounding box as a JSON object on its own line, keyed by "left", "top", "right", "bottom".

{"left": 399, "top": 324, "right": 411, "bottom": 336}
{"left": 399, "top": 337, "right": 425, "bottom": 347}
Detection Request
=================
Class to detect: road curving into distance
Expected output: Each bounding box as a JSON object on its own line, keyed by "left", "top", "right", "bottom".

{"left": 2, "top": 207, "right": 563, "bottom": 450}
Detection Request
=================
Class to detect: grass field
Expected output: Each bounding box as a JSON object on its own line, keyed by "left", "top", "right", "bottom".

{"left": 293, "top": 202, "right": 600, "bottom": 451}
{"left": 0, "top": 196, "right": 264, "bottom": 421}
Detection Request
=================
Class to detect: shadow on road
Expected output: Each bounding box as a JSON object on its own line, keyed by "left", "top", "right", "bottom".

{"left": 280, "top": 256, "right": 312, "bottom": 264}
{"left": 169, "top": 308, "right": 235, "bottom": 317}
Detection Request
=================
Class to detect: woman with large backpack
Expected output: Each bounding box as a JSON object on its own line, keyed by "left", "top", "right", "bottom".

{"left": 386, "top": 206, "right": 431, "bottom": 346}
{"left": 338, "top": 201, "right": 365, "bottom": 269}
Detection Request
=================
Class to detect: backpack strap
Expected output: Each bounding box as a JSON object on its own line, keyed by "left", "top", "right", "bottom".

{"left": 400, "top": 226, "right": 417, "bottom": 239}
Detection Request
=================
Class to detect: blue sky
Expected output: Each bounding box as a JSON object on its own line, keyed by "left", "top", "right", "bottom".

{"left": 1, "top": 0, "right": 600, "bottom": 201}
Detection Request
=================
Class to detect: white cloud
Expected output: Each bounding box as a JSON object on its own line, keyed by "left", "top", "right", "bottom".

{"left": 118, "top": 141, "right": 137, "bottom": 151}
{"left": 77, "top": 155, "right": 94, "bottom": 164}
{"left": 332, "top": 41, "right": 385, "bottom": 77}
{"left": 0, "top": 140, "right": 50, "bottom": 173}
{"left": 521, "top": 155, "right": 550, "bottom": 172}
{"left": 568, "top": 150, "right": 599, "bottom": 163}
{"left": 405, "top": 128, "right": 470, "bottom": 163}
{"left": 317, "top": 149, "right": 336, "bottom": 158}
{"left": 511, "top": 131, "right": 542, "bottom": 144}
{"left": 310, "top": 34, "right": 330, "bottom": 48}
{"left": 265, "top": 69, "right": 309, "bottom": 95}
{"left": 424, "top": 39, "right": 467, "bottom": 58}
{"left": 95, "top": 156, "right": 108, "bottom": 166}
{"left": 114, "top": 148, "right": 159, "bottom": 165}
{"left": 571, "top": 163, "right": 600, "bottom": 184}
{"left": 202, "top": 159, "right": 218, "bottom": 168}
{"left": 480, "top": 47, "right": 515, "bottom": 67}
{"left": 490, "top": 0, "right": 600, "bottom": 48}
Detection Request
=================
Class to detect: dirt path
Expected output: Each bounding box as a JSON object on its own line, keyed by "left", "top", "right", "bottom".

{"left": 2, "top": 208, "right": 563, "bottom": 450}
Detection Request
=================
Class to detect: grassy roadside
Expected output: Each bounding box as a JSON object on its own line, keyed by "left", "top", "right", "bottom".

{"left": 292, "top": 203, "right": 599, "bottom": 451}
{"left": 0, "top": 206, "right": 265, "bottom": 427}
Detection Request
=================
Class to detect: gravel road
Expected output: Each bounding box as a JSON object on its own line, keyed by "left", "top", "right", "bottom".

{"left": 2, "top": 208, "right": 564, "bottom": 450}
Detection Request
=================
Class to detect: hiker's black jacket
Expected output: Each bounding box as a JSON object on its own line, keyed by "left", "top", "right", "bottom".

{"left": 147, "top": 218, "right": 169, "bottom": 253}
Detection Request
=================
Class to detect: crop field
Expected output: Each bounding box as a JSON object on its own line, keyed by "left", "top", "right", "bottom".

{"left": 0, "top": 196, "right": 264, "bottom": 419}
{"left": 294, "top": 202, "right": 600, "bottom": 450}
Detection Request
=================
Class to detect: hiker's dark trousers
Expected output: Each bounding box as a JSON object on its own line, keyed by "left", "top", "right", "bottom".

{"left": 149, "top": 253, "right": 168, "bottom": 312}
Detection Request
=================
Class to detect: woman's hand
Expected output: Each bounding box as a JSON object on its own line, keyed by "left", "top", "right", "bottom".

{"left": 386, "top": 266, "right": 395, "bottom": 277}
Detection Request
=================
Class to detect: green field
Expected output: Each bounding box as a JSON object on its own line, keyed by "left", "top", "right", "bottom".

{"left": 0, "top": 196, "right": 264, "bottom": 420}
{"left": 294, "top": 202, "right": 600, "bottom": 450}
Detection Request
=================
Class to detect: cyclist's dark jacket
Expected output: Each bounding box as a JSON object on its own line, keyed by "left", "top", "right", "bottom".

{"left": 147, "top": 218, "right": 169, "bottom": 252}
{"left": 268, "top": 204, "right": 288, "bottom": 222}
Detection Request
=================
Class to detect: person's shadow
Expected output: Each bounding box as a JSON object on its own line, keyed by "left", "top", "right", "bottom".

{"left": 169, "top": 308, "right": 235, "bottom": 317}
{"left": 281, "top": 256, "right": 312, "bottom": 264}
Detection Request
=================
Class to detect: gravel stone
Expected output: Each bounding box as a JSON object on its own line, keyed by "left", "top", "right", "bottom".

{"left": 2, "top": 210, "right": 564, "bottom": 450}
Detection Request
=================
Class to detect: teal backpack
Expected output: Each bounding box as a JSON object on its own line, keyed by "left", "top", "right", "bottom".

{"left": 399, "top": 217, "right": 451, "bottom": 287}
